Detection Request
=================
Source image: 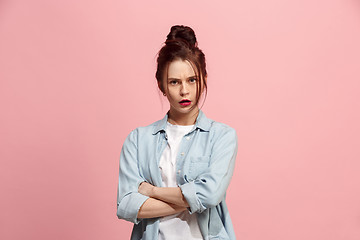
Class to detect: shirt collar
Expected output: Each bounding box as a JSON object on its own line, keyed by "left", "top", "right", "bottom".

{"left": 152, "top": 109, "right": 211, "bottom": 135}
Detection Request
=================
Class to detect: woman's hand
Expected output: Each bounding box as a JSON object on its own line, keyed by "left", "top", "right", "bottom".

{"left": 138, "top": 181, "right": 155, "bottom": 197}
{"left": 138, "top": 182, "right": 189, "bottom": 208}
{"left": 137, "top": 182, "right": 187, "bottom": 218}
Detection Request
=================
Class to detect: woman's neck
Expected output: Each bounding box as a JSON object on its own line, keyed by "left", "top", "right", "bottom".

{"left": 167, "top": 108, "right": 199, "bottom": 126}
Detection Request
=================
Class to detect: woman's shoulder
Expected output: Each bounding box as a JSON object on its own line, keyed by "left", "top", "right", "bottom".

{"left": 209, "top": 120, "right": 237, "bottom": 140}
{"left": 196, "top": 110, "right": 235, "bottom": 130}
{"left": 196, "top": 111, "right": 237, "bottom": 142}
{"left": 204, "top": 114, "right": 236, "bottom": 133}
{"left": 210, "top": 120, "right": 235, "bottom": 130}
{"left": 125, "top": 117, "right": 166, "bottom": 138}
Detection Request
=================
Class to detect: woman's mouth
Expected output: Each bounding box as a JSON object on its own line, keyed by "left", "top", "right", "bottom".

{"left": 179, "top": 99, "right": 191, "bottom": 106}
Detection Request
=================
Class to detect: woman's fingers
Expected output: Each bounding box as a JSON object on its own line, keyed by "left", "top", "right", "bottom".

{"left": 138, "top": 181, "right": 154, "bottom": 197}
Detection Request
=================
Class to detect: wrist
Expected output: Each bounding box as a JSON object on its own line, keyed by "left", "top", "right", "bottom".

{"left": 151, "top": 186, "right": 157, "bottom": 198}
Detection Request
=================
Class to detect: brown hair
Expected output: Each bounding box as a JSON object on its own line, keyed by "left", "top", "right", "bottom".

{"left": 155, "top": 25, "right": 207, "bottom": 109}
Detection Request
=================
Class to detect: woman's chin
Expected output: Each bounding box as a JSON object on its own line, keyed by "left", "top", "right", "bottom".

{"left": 171, "top": 105, "right": 198, "bottom": 114}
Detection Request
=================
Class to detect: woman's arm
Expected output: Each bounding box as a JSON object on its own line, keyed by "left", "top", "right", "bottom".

{"left": 139, "top": 182, "right": 189, "bottom": 208}
{"left": 137, "top": 127, "right": 238, "bottom": 214}
{"left": 179, "top": 127, "right": 238, "bottom": 214}
{"left": 117, "top": 129, "right": 150, "bottom": 224}
{"left": 137, "top": 197, "right": 186, "bottom": 219}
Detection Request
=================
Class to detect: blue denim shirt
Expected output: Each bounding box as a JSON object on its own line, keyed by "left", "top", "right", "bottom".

{"left": 117, "top": 110, "right": 238, "bottom": 240}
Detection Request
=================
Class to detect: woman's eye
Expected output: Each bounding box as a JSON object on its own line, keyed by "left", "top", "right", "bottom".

{"left": 189, "top": 78, "right": 197, "bottom": 83}
{"left": 170, "top": 80, "right": 178, "bottom": 85}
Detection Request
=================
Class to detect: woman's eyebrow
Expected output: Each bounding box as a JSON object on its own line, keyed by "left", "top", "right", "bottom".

{"left": 167, "top": 76, "right": 197, "bottom": 80}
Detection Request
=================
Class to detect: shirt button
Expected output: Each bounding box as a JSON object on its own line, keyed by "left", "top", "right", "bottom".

{"left": 177, "top": 170, "right": 181, "bottom": 174}
{"left": 186, "top": 137, "right": 190, "bottom": 140}
{"left": 180, "top": 152, "right": 184, "bottom": 156}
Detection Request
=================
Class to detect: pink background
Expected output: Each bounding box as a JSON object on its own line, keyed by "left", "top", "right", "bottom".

{"left": 1, "top": 0, "right": 360, "bottom": 239}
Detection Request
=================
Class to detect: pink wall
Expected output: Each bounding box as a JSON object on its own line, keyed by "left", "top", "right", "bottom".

{"left": 1, "top": 0, "right": 360, "bottom": 239}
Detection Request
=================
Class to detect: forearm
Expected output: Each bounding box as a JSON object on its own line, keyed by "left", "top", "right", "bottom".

{"left": 137, "top": 197, "right": 186, "bottom": 219}
{"left": 152, "top": 186, "right": 189, "bottom": 208}
{"left": 138, "top": 182, "right": 189, "bottom": 208}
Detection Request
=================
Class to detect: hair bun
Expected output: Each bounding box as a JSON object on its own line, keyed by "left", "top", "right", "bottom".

{"left": 166, "top": 25, "right": 197, "bottom": 48}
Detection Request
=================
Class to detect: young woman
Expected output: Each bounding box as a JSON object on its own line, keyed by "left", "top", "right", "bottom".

{"left": 117, "top": 25, "right": 238, "bottom": 240}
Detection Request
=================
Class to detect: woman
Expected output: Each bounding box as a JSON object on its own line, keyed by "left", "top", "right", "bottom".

{"left": 117, "top": 25, "right": 238, "bottom": 240}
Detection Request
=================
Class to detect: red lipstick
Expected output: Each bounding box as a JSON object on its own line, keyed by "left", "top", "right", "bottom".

{"left": 179, "top": 99, "right": 191, "bottom": 106}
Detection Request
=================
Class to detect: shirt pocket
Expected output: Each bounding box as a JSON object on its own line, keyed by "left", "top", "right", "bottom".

{"left": 187, "top": 156, "right": 210, "bottom": 181}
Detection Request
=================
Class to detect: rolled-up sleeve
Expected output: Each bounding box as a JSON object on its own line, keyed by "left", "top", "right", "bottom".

{"left": 116, "top": 129, "right": 149, "bottom": 224}
{"left": 180, "top": 127, "right": 238, "bottom": 214}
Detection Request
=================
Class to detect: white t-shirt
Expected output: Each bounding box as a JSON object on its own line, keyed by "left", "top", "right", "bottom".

{"left": 158, "top": 121, "right": 203, "bottom": 240}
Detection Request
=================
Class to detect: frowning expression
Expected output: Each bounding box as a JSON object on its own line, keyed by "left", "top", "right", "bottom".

{"left": 162, "top": 59, "right": 202, "bottom": 116}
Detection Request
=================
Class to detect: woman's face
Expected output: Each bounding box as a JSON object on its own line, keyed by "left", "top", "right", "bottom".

{"left": 162, "top": 59, "right": 203, "bottom": 117}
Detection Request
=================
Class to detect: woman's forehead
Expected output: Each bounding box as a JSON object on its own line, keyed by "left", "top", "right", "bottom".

{"left": 167, "top": 59, "right": 197, "bottom": 78}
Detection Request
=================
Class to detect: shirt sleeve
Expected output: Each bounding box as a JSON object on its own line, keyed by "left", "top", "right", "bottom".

{"left": 179, "top": 126, "right": 238, "bottom": 214}
{"left": 116, "top": 128, "right": 149, "bottom": 224}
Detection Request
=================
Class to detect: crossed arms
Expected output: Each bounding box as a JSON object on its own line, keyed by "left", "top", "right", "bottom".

{"left": 116, "top": 127, "right": 238, "bottom": 224}
{"left": 137, "top": 182, "right": 189, "bottom": 218}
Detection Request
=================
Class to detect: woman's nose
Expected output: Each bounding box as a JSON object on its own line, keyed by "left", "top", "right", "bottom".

{"left": 180, "top": 83, "right": 189, "bottom": 96}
